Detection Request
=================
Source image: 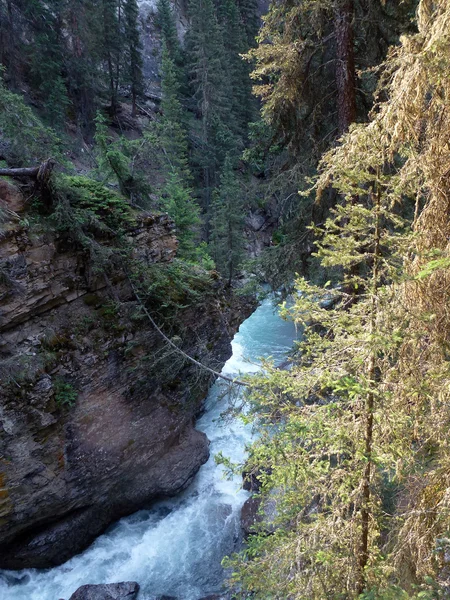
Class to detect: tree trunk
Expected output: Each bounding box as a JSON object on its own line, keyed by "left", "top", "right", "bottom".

{"left": 356, "top": 185, "right": 381, "bottom": 596}
{"left": 334, "top": 0, "right": 356, "bottom": 135}
{"left": 0, "top": 160, "right": 55, "bottom": 180}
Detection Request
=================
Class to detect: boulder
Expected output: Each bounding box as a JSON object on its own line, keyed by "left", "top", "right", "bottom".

{"left": 68, "top": 582, "right": 139, "bottom": 600}
{"left": 241, "top": 496, "right": 262, "bottom": 536}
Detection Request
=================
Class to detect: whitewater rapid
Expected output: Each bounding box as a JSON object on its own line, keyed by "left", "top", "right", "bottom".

{"left": 0, "top": 298, "right": 298, "bottom": 600}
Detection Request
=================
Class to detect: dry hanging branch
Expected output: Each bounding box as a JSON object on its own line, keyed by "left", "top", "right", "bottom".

{"left": 126, "top": 272, "right": 251, "bottom": 388}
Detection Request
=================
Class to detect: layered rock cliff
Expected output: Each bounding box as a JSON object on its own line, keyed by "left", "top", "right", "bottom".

{"left": 0, "top": 182, "right": 251, "bottom": 569}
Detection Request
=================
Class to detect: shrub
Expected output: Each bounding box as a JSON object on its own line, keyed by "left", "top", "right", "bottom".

{"left": 53, "top": 377, "right": 78, "bottom": 407}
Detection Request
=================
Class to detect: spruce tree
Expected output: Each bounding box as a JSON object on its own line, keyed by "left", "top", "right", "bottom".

{"left": 185, "top": 0, "right": 235, "bottom": 215}
{"left": 225, "top": 2, "right": 450, "bottom": 597}
{"left": 236, "top": 0, "right": 260, "bottom": 46}
{"left": 160, "top": 169, "right": 200, "bottom": 259}
{"left": 20, "top": 0, "right": 70, "bottom": 126}
{"left": 157, "top": 43, "right": 201, "bottom": 258}
{"left": 100, "top": 0, "right": 121, "bottom": 114}
{"left": 209, "top": 156, "right": 245, "bottom": 285}
{"left": 159, "top": 43, "right": 190, "bottom": 180}
{"left": 63, "top": 0, "right": 103, "bottom": 134}
{"left": 217, "top": 0, "right": 255, "bottom": 140}
{"left": 0, "top": 0, "right": 18, "bottom": 87}
{"left": 123, "top": 0, "right": 144, "bottom": 116}
{"left": 156, "top": 0, "right": 182, "bottom": 66}
{"left": 225, "top": 173, "right": 415, "bottom": 599}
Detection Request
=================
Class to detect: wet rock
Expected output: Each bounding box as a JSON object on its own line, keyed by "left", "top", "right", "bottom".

{"left": 241, "top": 491, "right": 279, "bottom": 537}
{"left": 241, "top": 496, "right": 262, "bottom": 536}
{"left": 68, "top": 582, "right": 139, "bottom": 600}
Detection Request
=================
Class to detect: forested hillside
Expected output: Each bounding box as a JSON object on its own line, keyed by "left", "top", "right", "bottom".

{"left": 2, "top": 0, "right": 450, "bottom": 598}
{"left": 0, "top": 0, "right": 262, "bottom": 282}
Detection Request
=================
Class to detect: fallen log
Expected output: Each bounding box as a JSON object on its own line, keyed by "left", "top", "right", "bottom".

{"left": 0, "top": 166, "right": 40, "bottom": 177}
{"left": 0, "top": 159, "right": 54, "bottom": 181}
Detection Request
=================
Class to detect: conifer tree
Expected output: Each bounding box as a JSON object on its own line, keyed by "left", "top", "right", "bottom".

{"left": 216, "top": 0, "right": 254, "bottom": 139}
{"left": 159, "top": 43, "right": 190, "bottom": 180}
{"left": 0, "top": 0, "right": 18, "bottom": 87}
{"left": 20, "top": 0, "right": 70, "bottom": 126}
{"left": 100, "top": 0, "right": 122, "bottom": 114}
{"left": 160, "top": 169, "right": 201, "bottom": 259}
{"left": 225, "top": 168, "right": 415, "bottom": 599}
{"left": 157, "top": 43, "right": 201, "bottom": 256}
{"left": 209, "top": 156, "right": 245, "bottom": 285}
{"left": 123, "top": 0, "right": 144, "bottom": 117}
{"left": 186, "top": 0, "right": 234, "bottom": 212}
{"left": 236, "top": 0, "right": 260, "bottom": 46}
{"left": 156, "top": 0, "right": 182, "bottom": 66}
{"left": 225, "top": 2, "right": 450, "bottom": 597}
{"left": 63, "top": 0, "right": 102, "bottom": 134}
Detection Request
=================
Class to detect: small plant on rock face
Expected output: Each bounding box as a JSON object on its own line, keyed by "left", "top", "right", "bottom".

{"left": 53, "top": 377, "right": 78, "bottom": 407}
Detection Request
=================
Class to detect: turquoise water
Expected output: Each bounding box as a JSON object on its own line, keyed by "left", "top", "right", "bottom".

{"left": 0, "top": 298, "right": 298, "bottom": 600}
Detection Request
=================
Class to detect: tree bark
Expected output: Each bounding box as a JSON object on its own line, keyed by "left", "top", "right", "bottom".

{"left": 334, "top": 0, "right": 356, "bottom": 135}
{"left": 0, "top": 160, "right": 54, "bottom": 180}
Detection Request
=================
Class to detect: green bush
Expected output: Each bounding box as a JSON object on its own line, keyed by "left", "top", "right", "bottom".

{"left": 55, "top": 175, "right": 135, "bottom": 231}
{"left": 53, "top": 377, "right": 78, "bottom": 407}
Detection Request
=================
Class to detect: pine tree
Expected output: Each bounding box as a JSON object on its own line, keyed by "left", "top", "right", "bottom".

{"left": 161, "top": 169, "right": 201, "bottom": 259}
{"left": 159, "top": 43, "right": 191, "bottom": 180}
{"left": 20, "top": 0, "right": 70, "bottom": 126}
{"left": 209, "top": 156, "right": 245, "bottom": 285}
{"left": 186, "top": 0, "right": 235, "bottom": 214}
{"left": 156, "top": 0, "right": 182, "bottom": 66}
{"left": 100, "top": 0, "right": 122, "bottom": 114}
{"left": 123, "top": 0, "right": 144, "bottom": 116}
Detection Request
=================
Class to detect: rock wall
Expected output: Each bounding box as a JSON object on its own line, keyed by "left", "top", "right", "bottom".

{"left": 0, "top": 184, "right": 251, "bottom": 569}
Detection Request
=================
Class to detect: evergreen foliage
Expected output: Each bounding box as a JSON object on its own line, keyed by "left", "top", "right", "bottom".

{"left": 160, "top": 170, "right": 200, "bottom": 259}
{"left": 210, "top": 156, "right": 245, "bottom": 285}
{"left": 244, "top": 0, "right": 418, "bottom": 289}
{"left": 0, "top": 70, "right": 61, "bottom": 165}
{"left": 159, "top": 44, "right": 191, "bottom": 180}
{"left": 225, "top": 1, "right": 450, "bottom": 597}
{"left": 20, "top": 0, "right": 70, "bottom": 126}
{"left": 123, "top": 0, "right": 144, "bottom": 116}
{"left": 94, "top": 111, "right": 150, "bottom": 203}
{"left": 185, "top": 0, "right": 235, "bottom": 211}
{"left": 156, "top": 0, "right": 183, "bottom": 66}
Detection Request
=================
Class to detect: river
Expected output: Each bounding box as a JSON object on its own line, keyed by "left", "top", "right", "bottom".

{"left": 0, "top": 298, "right": 298, "bottom": 600}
